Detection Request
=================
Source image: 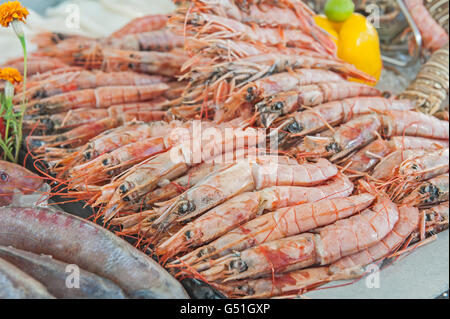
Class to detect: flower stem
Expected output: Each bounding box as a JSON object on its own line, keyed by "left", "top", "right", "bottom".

{"left": 15, "top": 33, "right": 27, "bottom": 162}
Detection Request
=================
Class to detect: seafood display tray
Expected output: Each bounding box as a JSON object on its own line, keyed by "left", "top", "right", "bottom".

{"left": 22, "top": 151, "right": 449, "bottom": 299}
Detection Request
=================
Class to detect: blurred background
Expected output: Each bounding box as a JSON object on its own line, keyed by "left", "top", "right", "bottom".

{"left": 0, "top": 0, "right": 175, "bottom": 63}
{"left": 0, "top": 0, "right": 64, "bottom": 14}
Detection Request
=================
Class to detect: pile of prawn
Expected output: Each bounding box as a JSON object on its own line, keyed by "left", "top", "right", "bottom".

{"left": 9, "top": 0, "right": 449, "bottom": 299}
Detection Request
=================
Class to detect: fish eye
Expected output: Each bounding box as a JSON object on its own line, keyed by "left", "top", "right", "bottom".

{"left": 229, "top": 259, "right": 248, "bottom": 273}
{"left": 0, "top": 171, "right": 9, "bottom": 183}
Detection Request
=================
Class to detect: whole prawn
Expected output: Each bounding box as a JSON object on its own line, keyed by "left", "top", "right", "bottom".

{"left": 256, "top": 82, "right": 382, "bottom": 127}
{"left": 66, "top": 136, "right": 174, "bottom": 187}
{"left": 179, "top": 12, "right": 331, "bottom": 55}
{"left": 110, "top": 14, "right": 169, "bottom": 38}
{"left": 3, "top": 56, "right": 68, "bottom": 77}
{"left": 179, "top": 193, "right": 375, "bottom": 269}
{"left": 74, "top": 48, "right": 189, "bottom": 77}
{"left": 16, "top": 70, "right": 167, "bottom": 102}
{"left": 104, "top": 29, "right": 184, "bottom": 52}
{"left": 221, "top": 205, "right": 416, "bottom": 298}
{"left": 146, "top": 158, "right": 339, "bottom": 235}
{"left": 269, "top": 96, "right": 413, "bottom": 142}
{"left": 22, "top": 83, "right": 169, "bottom": 116}
{"left": 24, "top": 99, "right": 167, "bottom": 135}
{"left": 345, "top": 136, "right": 448, "bottom": 174}
{"left": 157, "top": 173, "right": 354, "bottom": 259}
{"left": 296, "top": 110, "right": 449, "bottom": 160}
{"left": 112, "top": 149, "right": 296, "bottom": 218}
{"left": 95, "top": 126, "right": 268, "bottom": 218}
{"left": 195, "top": 193, "right": 398, "bottom": 282}
{"left": 182, "top": 54, "right": 375, "bottom": 109}
{"left": 24, "top": 108, "right": 110, "bottom": 134}
{"left": 175, "top": 0, "right": 335, "bottom": 54}
{"left": 272, "top": 98, "right": 414, "bottom": 147}
{"left": 48, "top": 120, "right": 189, "bottom": 179}
{"left": 27, "top": 117, "right": 120, "bottom": 151}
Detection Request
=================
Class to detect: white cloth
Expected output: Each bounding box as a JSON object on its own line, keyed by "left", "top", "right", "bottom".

{"left": 0, "top": 0, "right": 175, "bottom": 63}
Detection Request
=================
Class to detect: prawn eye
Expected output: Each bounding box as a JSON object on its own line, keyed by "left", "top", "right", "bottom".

{"left": 246, "top": 87, "right": 256, "bottom": 102}
{"left": 286, "top": 121, "right": 303, "bottom": 133}
{"left": 382, "top": 91, "right": 392, "bottom": 99}
{"left": 0, "top": 171, "right": 9, "bottom": 183}
{"left": 229, "top": 259, "right": 248, "bottom": 273}
{"left": 185, "top": 230, "right": 193, "bottom": 240}
{"left": 197, "top": 246, "right": 214, "bottom": 257}
{"left": 271, "top": 102, "right": 284, "bottom": 111}
{"left": 84, "top": 151, "right": 92, "bottom": 160}
{"left": 237, "top": 285, "right": 255, "bottom": 295}
{"left": 178, "top": 201, "right": 196, "bottom": 215}
{"left": 119, "top": 183, "right": 129, "bottom": 194}
{"left": 411, "top": 164, "right": 419, "bottom": 170}
{"left": 326, "top": 142, "right": 342, "bottom": 153}
{"left": 102, "top": 158, "right": 111, "bottom": 166}
{"left": 419, "top": 184, "right": 431, "bottom": 194}
{"left": 41, "top": 118, "right": 54, "bottom": 131}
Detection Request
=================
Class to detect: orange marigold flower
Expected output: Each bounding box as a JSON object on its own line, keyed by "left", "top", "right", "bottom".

{"left": 0, "top": 1, "right": 29, "bottom": 28}
{"left": 0, "top": 67, "right": 23, "bottom": 85}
